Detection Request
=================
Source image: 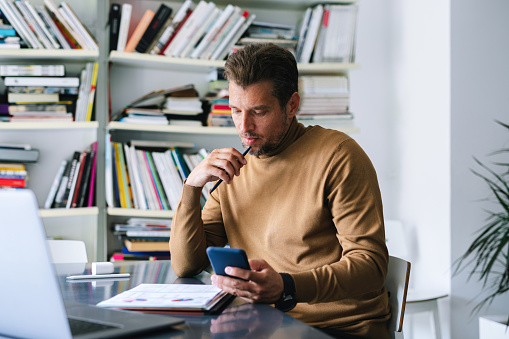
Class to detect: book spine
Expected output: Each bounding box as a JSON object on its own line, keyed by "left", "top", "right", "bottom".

{"left": 60, "top": 1, "right": 98, "bottom": 50}
{"left": 105, "top": 136, "right": 114, "bottom": 208}
{"left": 210, "top": 11, "right": 249, "bottom": 60}
{"left": 190, "top": 4, "right": 234, "bottom": 59}
{"left": 150, "top": 0, "right": 193, "bottom": 55}
{"left": 179, "top": 7, "right": 220, "bottom": 58}
{"left": 24, "top": 0, "right": 60, "bottom": 49}
{"left": 124, "top": 9, "right": 154, "bottom": 53}
{"left": 113, "top": 142, "right": 127, "bottom": 208}
{"left": 128, "top": 145, "right": 147, "bottom": 210}
{"left": 200, "top": 7, "right": 241, "bottom": 60}
{"left": 0, "top": 177, "right": 26, "bottom": 187}
{"left": 158, "top": 9, "right": 192, "bottom": 55}
{"left": 135, "top": 149, "right": 158, "bottom": 210}
{"left": 53, "top": 160, "right": 72, "bottom": 208}
{"left": 108, "top": 3, "right": 121, "bottom": 51}
{"left": 44, "top": 159, "right": 67, "bottom": 209}
{"left": 56, "top": 4, "right": 91, "bottom": 50}
{"left": 123, "top": 143, "right": 140, "bottom": 209}
{"left": 142, "top": 151, "right": 163, "bottom": 210}
{"left": 135, "top": 4, "right": 172, "bottom": 53}
{"left": 36, "top": 5, "right": 71, "bottom": 49}
{"left": 85, "top": 62, "right": 99, "bottom": 122}
{"left": 215, "top": 13, "right": 256, "bottom": 61}
{"left": 87, "top": 141, "right": 97, "bottom": 207}
{"left": 116, "top": 3, "right": 132, "bottom": 52}
{"left": 77, "top": 149, "right": 93, "bottom": 207}
{"left": 145, "top": 151, "right": 169, "bottom": 210}
{"left": 44, "top": 0, "right": 82, "bottom": 49}
{"left": 18, "top": 0, "right": 55, "bottom": 49}
{"left": 111, "top": 141, "right": 121, "bottom": 208}
{"left": 71, "top": 150, "right": 88, "bottom": 208}
{"left": 0, "top": 0, "right": 38, "bottom": 48}
{"left": 65, "top": 151, "right": 83, "bottom": 208}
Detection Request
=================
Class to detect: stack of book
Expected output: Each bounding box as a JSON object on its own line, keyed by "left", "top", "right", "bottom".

{"left": 106, "top": 138, "right": 213, "bottom": 212}
{"left": 0, "top": 63, "right": 98, "bottom": 122}
{"left": 110, "top": 1, "right": 256, "bottom": 61}
{"left": 44, "top": 141, "right": 97, "bottom": 209}
{"left": 0, "top": 0, "right": 98, "bottom": 50}
{"left": 295, "top": 3, "right": 358, "bottom": 64}
{"left": 114, "top": 84, "right": 205, "bottom": 126}
{"left": 297, "top": 75, "right": 354, "bottom": 128}
{"left": 0, "top": 162, "right": 27, "bottom": 188}
{"left": 0, "top": 20, "right": 20, "bottom": 48}
{"left": 207, "top": 97, "right": 232, "bottom": 127}
{"left": 111, "top": 217, "right": 172, "bottom": 261}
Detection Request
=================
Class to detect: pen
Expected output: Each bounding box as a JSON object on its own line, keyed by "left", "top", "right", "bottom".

{"left": 209, "top": 146, "right": 251, "bottom": 194}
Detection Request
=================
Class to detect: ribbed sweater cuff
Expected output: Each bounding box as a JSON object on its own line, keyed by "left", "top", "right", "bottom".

{"left": 291, "top": 271, "right": 318, "bottom": 303}
{"left": 181, "top": 182, "right": 203, "bottom": 206}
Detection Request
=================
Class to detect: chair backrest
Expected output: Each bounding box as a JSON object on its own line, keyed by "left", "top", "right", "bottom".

{"left": 384, "top": 219, "right": 409, "bottom": 260}
{"left": 385, "top": 255, "right": 411, "bottom": 333}
{"left": 46, "top": 239, "right": 88, "bottom": 263}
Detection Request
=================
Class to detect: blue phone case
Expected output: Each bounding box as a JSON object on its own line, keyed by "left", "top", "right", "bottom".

{"left": 206, "top": 247, "right": 250, "bottom": 278}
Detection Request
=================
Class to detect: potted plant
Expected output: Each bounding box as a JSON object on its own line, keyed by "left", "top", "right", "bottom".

{"left": 454, "top": 120, "right": 509, "bottom": 337}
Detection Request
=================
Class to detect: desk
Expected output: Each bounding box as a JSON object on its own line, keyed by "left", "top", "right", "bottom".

{"left": 54, "top": 260, "right": 331, "bottom": 338}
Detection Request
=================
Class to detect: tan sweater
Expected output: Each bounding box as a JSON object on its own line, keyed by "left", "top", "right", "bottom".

{"left": 170, "top": 118, "right": 391, "bottom": 338}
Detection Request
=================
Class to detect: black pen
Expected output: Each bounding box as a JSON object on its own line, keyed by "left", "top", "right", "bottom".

{"left": 209, "top": 146, "right": 251, "bottom": 194}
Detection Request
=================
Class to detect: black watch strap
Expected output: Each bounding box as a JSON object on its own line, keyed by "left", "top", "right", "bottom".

{"left": 275, "top": 273, "right": 297, "bottom": 312}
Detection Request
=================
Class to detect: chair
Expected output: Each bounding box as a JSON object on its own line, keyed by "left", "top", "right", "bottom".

{"left": 384, "top": 220, "right": 448, "bottom": 339}
{"left": 46, "top": 239, "right": 88, "bottom": 263}
{"left": 386, "top": 255, "right": 411, "bottom": 339}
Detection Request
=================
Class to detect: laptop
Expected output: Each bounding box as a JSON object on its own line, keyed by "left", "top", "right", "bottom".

{"left": 0, "top": 189, "right": 184, "bottom": 338}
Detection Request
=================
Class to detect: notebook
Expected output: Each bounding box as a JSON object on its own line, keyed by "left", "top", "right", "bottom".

{"left": 0, "top": 189, "right": 184, "bottom": 338}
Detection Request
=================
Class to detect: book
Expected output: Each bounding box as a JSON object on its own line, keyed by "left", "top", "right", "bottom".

{"left": 4, "top": 77, "right": 79, "bottom": 87}
{"left": 70, "top": 150, "right": 88, "bottom": 208}
{"left": 149, "top": 0, "right": 193, "bottom": 55}
{"left": 190, "top": 4, "right": 234, "bottom": 59}
{"left": 108, "top": 3, "right": 121, "bottom": 51}
{"left": 0, "top": 65, "right": 65, "bottom": 77}
{"left": 124, "top": 9, "right": 154, "bottom": 53}
{"left": 210, "top": 10, "right": 250, "bottom": 60}
{"left": 171, "top": 1, "right": 216, "bottom": 58}
{"left": 135, "top": 3, "right": 172, "bottom": 53}
{"left": 65, "top": 150, "right": 84, "bottom": 208}
{"left": 124, "top": 239, "right": 170, "bottom": 252}
{"left": 214, "top": 12, "right": 256, "bottom": 61}
{"left": 0, "top": 0, "right": 41, "bottom": 48}
{"left": 200, "top": 6, "right": 241, "bottom": 60}
{"left": 0, "top": 146, "right": 39, "bottom": 163}
{"left": 85, "top": 62, "right": 99, "bottom": 121}
{"left": 53, "top": 160, "right": 72, "bottom": 208}
{"left": 59, "top": 2, "right": 98, "bottom": 50}
{"left": 7, "top": 93, "right": 59, "bottom": 103}
{"left": 97, "top": 283, "right": 232, "bottom": 314}
{"left": 179, "top": 7, "right": 220, "bottom": 58}
{"left": 163, "top": 0, "right": 209, "bottom": 57}
{"left": 44, "top": 0, "right": 86, "bottom": 49}
{"left": 298, "top": 4, "right": 323, "bottom": 63}
{"left": 44, "top": 159, "right": 67, "bottom": 209}
{"left": 0, "top": 177, "right": 26, "bottom": 188}
{"left": 36, "top": 4, "right": 71, "bottom": 49}
{"left": 159, "top": 7, "right": 192, "bottom": 55}
{"left": 87, "top": 141, "right": 97, "bottom": 207}
{"left": 60, "top": 151, "right": 80, "bottom": 208}
{"left": 116, "top": 3, "right": 131, "bottom": 51}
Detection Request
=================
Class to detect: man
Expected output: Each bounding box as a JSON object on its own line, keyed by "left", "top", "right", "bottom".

{"left": 170, "top": 44, "right": 390, "bottom": 338}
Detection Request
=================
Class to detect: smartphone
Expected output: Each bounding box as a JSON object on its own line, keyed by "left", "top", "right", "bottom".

{"left": 206, "top": 247, "right": 250, "bottom": 279}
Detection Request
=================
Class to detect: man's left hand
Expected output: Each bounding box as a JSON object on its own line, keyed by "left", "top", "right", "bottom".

{"left": 211, "top": 259, "right": 284, "bottom": 304}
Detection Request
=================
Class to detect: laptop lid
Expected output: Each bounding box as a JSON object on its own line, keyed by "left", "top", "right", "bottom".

{"left": 0, "top": 189, "right": 183, "bottom": 338}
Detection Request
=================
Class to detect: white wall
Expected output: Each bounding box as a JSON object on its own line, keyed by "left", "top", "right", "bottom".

{"left": 451, "top": 0, "right": 509, "bottom": 338}
{"left": 352, "top": 0, "right": 451, "bottom": 338}
{"left": 352, "top": 0, "right": 451, "bottom": 297}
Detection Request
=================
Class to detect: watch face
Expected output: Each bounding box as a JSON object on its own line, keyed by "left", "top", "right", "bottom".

{"left": 276, "top": 293, "right": 297, "bottom": 312}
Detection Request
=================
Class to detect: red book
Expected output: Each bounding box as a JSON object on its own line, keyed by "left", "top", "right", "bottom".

{"left": 0, "top": 178, "right": 26, "bottom": 188}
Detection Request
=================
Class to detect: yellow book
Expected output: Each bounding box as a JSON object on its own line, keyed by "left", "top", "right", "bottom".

{"left": 85, "top": 63, "right": 99, "bottom": 122}
{"left": 113, "top": 142, "right": 127, "bottom": 208}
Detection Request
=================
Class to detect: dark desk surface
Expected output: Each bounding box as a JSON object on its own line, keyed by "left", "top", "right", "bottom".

{"left": 55, "top": 260, "right": 331, "bottom": 338}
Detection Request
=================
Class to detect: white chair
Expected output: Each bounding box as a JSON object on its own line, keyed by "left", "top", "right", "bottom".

{"left": 386, "top": 255, "right": 411, "bottom": 339}
{"left": 46, "top": 239, "right": 88, "bottom": 263}
{"left": 384, "top": 220, "right": 448, "bottom": 339}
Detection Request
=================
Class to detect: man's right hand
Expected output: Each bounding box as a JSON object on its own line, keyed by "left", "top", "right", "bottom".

{"left": 185, "top": 147, "right": 248, "bottom": 188}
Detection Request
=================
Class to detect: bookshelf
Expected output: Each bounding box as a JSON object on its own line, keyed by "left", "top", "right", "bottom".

{"left": 1, "top": 0, "right": 360, "bottom": 260}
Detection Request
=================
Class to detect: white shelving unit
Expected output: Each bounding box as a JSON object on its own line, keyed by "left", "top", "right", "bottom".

{"left": 2, "top": 0, "right": 359, "bottom": 260}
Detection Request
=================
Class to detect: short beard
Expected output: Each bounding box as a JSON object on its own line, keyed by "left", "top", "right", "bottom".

{"left": 242, "top": 111, "right": 290, "bottom": 156}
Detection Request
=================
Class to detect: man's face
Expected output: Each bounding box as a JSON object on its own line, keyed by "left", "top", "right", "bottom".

{"left": 229, "top": 80, "right": 296, "bottom": 156}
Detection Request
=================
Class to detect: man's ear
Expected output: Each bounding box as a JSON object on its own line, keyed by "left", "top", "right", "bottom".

{"left": 286, "top": 92, "right": 300, "bottom": 118}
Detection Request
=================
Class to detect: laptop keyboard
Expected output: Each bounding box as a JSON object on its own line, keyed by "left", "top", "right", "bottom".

{"left": 68, "top": 317, "right": 120, "bottom": 336}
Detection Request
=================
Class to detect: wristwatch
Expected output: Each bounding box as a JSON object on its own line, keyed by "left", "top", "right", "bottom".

{"left": 274, "top": 273, "right": 297, "bottom": 312}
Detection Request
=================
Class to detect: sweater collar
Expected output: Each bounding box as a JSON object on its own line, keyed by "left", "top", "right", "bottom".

{"left": 256, "top": 117, "right": 305, "bottom": 159}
